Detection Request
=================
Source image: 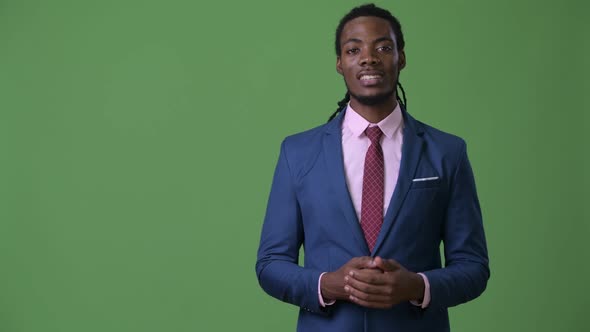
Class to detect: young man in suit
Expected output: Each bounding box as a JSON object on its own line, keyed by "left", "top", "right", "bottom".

{"left": 256, "top": 4, "right": 489, "bottom": 331}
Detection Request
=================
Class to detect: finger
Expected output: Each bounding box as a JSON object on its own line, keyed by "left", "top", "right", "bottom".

{"left": 350, "top": 256, "right": 377, "bottom": 269}
{"left": 348, "top": 269, "right": 388, "bottom": 285}
{"left": 373, "top": 256, "right": 400, "bottom": 272}
{"left": 345, "top": 273, "right": 388, "bottom": 295}
{"left": 344, "top": 282, "right": 390, "bottom": 302}
{"left": 347, "top": 294, "right": 393, "bottom": 309}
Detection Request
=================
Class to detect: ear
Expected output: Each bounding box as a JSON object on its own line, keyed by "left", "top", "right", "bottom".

{"left": 398, "top": 50, "right": 406, "bottom": 70}
{"left": 336, "top": 56, "right": 343, "bottom": 75}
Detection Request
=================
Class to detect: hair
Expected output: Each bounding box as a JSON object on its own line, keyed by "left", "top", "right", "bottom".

{"left": 328, "top": 3, "right": 407, "bottom": 122}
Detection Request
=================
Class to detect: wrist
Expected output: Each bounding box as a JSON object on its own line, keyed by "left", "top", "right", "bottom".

{"left": 320, "top": 271, "right": 342, "bottom": 301}
{"left": 410, "top": 272, "right": 425, "bottom": 301}
{"left": 320, "top": 272, "right": 333, "bottom": 301}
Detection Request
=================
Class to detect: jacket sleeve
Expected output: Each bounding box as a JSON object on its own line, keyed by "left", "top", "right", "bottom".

{"left": 255, "top": 140, "right": 329, "bottom": 315}
{"left": 423, "top": 141, "right": 490, "bottom": 310}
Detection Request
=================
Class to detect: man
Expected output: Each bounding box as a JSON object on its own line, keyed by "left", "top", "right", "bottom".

{"left": 255, "top": 4, "right": 489, "bottom": 331}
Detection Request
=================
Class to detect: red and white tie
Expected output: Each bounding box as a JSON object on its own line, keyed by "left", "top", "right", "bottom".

{"left": 361, "top": 126, "right": 384, "bottom": 252}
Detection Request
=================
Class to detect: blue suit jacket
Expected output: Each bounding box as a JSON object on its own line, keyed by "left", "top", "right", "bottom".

{"left": 256, "top": 108, "right": 489, "bottom": 332}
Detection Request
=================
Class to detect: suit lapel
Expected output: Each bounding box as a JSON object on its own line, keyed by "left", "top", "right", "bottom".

{"left": 323, "top": 111, "right": 370, "bottom": 254}
{"left": 373, "top": 109, "right": 425, "bottom": 255}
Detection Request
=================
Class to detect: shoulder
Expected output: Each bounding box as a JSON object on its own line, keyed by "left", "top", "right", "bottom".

{"left": 407, "top": 114, "right": 469, "bottom": 168}
{"left": 404, "top": 109, "right": 467, "bottom": 152}
{"left": 278, "top": 121, "right": 332, "bottom": 178}
{"left": 282, "top": 123, "right": 328, "bottom": 148}
{"left": 418, "top": 120, "right": 467, "bottom": 152}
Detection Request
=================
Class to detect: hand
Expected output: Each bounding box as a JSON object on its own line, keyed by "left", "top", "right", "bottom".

{"left": 320, "top": 256, "right": 380, "bottom": 302}
{"left": 344, "top": 256, "right": 425, "bottom": 309}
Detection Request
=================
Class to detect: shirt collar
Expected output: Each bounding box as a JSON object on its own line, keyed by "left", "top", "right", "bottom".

{"left": 342, "top": 102, "right": 403, "bottom": 139}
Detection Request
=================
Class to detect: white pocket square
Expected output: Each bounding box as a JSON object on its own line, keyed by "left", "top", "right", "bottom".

{"left": 412, "top": 176, "right": 439, "bottom": 182}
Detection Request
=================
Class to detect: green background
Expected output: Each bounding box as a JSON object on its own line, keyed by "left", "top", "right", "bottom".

{"left": 0, "top": 0, "right": 588, "bottom": 331}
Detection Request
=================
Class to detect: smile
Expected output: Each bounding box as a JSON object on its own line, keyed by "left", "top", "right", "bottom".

{"left": 358, "top": 74, "right": 384, "bottom": 86}
{"left": 360, "top": 74, "right": 383, "bottom": 81}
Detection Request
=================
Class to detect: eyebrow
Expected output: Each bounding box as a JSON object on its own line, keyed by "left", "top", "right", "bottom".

{"left": 342, "top": 36, "right": 395, "bottom": 46}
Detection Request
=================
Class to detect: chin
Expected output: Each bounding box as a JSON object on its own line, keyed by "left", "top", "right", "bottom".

{"left": 351, "top": 90, "right": 395, "bottom": 106}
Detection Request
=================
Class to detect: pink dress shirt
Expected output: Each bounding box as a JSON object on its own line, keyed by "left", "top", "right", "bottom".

{"left": 318, "top": 103, "right": 431, "bottom": 308}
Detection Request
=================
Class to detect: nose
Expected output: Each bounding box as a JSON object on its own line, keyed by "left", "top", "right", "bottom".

{"left": 359, "top": 49, "right": 380, "bottom": 66}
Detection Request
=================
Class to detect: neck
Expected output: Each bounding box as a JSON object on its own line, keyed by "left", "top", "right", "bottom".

{"left": 349, "top": 96, "right": 398, "bottom": 124}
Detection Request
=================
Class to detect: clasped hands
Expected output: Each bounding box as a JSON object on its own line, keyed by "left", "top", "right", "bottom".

{"left": 320, "top": 256, "right": 424, "bottom": 309}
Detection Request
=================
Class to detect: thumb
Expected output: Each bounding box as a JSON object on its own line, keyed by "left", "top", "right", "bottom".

{"left": 373, "top": 256, "right": 400, "bottom": 272}
{"left": 351, "top": 256, "right": 378, "bottom": 269}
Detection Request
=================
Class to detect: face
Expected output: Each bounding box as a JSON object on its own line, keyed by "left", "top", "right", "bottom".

{"left": 336, "top": 16, "right": 406, "bottom": 106}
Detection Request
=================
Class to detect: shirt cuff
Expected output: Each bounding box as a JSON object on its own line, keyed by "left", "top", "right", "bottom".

{"left": 409, "top": 272, "right": 431, "bottom": 309}
{"left": 318, "top": 272, "right": 336, "bottom": 307}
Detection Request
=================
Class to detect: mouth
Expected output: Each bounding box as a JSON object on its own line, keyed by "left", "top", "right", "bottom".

{"left": 358, "top": 72, "right": 384, "bottom": 86}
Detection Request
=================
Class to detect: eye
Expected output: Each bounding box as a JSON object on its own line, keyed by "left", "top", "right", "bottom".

{"left": 346, "top": 48, "right": 360, "bottom": 55}
{"left": 377, "top": 45, "right": 393, "bottom": 52}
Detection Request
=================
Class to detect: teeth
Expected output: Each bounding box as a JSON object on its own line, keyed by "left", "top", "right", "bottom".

{"left": 360, "top": 75, "right": 381, "bottom": 80}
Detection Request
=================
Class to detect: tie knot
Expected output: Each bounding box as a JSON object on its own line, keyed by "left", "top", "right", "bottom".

{"left": 365, "top": 126, "right": 383, "bottom": 144}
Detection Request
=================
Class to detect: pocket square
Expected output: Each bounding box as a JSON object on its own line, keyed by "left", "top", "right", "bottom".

{"left": 412, "top": 176, "right": 439, "bottom": 182}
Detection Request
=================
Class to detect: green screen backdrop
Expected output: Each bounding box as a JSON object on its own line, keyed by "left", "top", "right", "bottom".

{"left": 0, "top": 0, "right": 588, "bottom": 331}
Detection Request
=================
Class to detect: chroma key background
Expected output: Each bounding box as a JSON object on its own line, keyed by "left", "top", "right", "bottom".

{"left": 0, "top": 0, "right": 587, "bottom": 331}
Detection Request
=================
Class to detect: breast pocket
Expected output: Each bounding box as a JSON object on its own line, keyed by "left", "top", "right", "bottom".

{"left": 410, "top": 177, "right": 441, "bottom": 190}
{"left": 396, "top": 178, "right": 445, "bottom": 245}
{"left": 405, "top": 177, "right": 443, "bottom": 220}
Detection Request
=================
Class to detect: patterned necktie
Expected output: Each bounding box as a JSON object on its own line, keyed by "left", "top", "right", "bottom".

{"left": 361, "top": 126, "right": 384, "bottom": 252}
